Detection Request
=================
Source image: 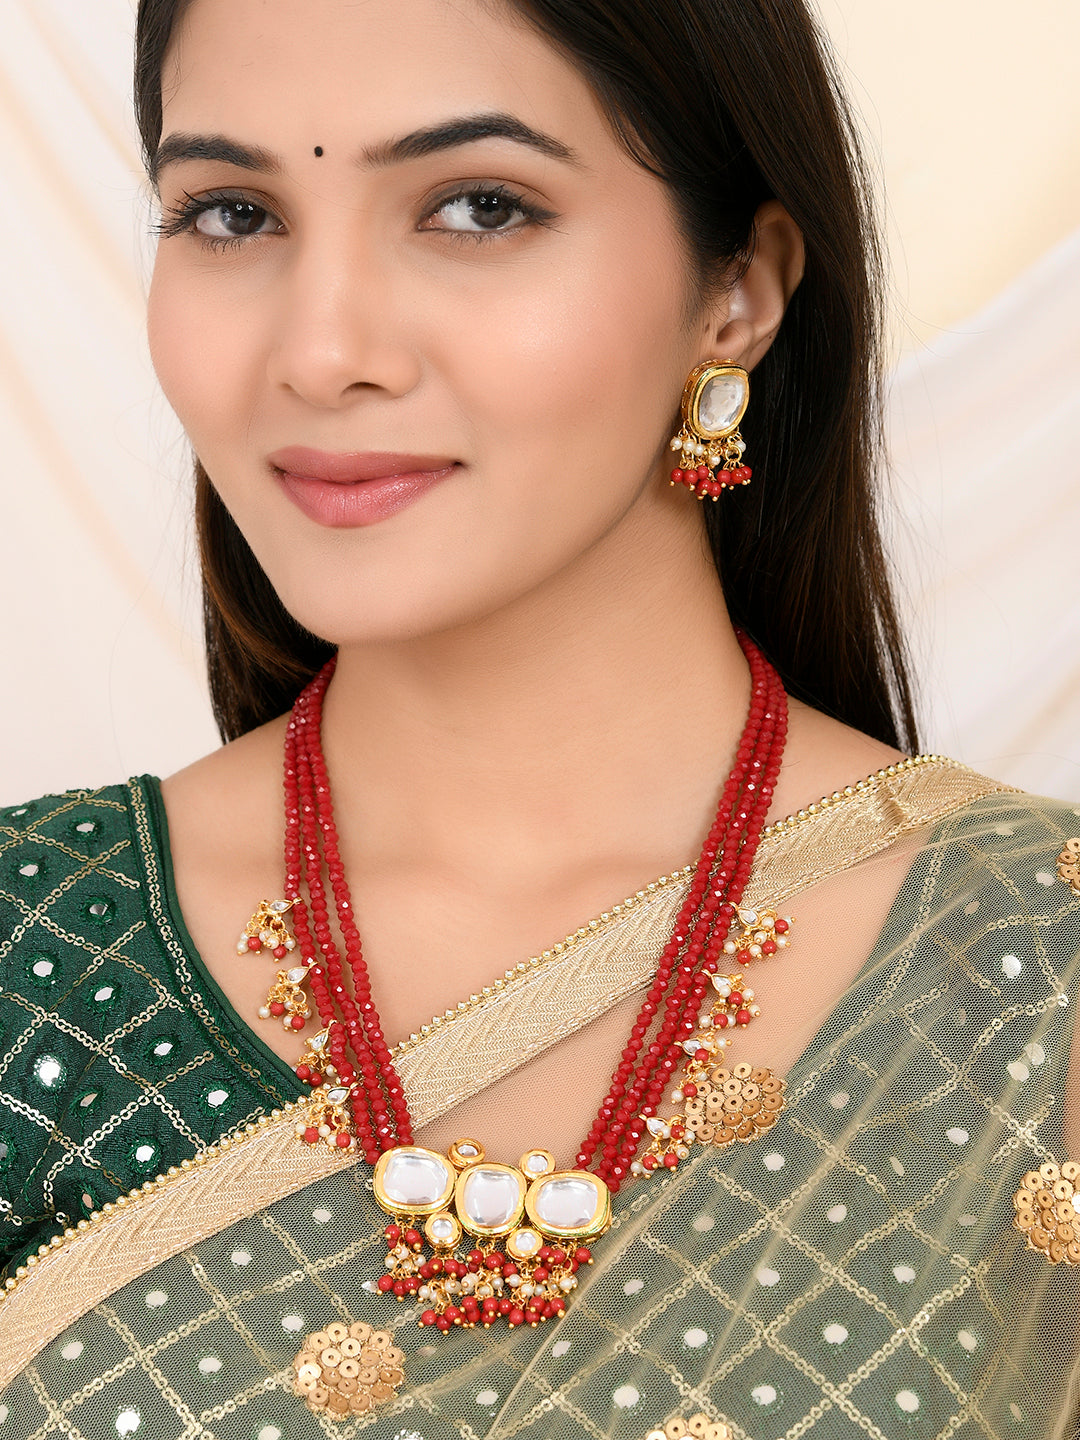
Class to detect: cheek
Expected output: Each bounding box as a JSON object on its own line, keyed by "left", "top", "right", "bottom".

{"left": 146, "top": 259, "right": 250, "bottom": 451}
{"left": 452, "top": 230, "right": 690, "bottom": 491}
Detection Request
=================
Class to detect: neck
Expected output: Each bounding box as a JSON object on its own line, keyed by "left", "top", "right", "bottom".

{"left": 321, "top": 500, "right": 751, "bottom": 880}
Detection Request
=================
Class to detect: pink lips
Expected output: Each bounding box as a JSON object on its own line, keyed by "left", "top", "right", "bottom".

{"left": 269, "top": 446, "right": 459, "bottom": 527}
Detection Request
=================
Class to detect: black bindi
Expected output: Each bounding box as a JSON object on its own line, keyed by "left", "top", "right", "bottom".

{"left": 313, "top": 146, "right": 324, "bottom": 157}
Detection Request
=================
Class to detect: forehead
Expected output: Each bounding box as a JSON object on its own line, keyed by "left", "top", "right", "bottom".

{"left": 162, "top": 0, "right": 609, "bottom": 156}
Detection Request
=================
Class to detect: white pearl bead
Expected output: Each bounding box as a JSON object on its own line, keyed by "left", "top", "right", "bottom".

{"left": 723, "top": 940, "right": 736, "bottom": 954}
{"left": 258, "top": 1006, "right": 270, "bottom": 1019}
{"left": 318, "top": 1124, "right": 331, "bottom": 1137}
{"left": 671, "top": 1089, "right": 684, "bottom": 1103}
{"left": 670, "top": 436, "right": 682, "bottom": 451}
{"left": 749, "top": 944, "right": 762, "bottom": 958}
{"left": 776, "top": 936, "right": 787, "bottom": 948}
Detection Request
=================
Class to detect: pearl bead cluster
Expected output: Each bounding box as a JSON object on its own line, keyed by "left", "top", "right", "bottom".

{"left": 668, "top": 428, "right": 752, "bottom": 499}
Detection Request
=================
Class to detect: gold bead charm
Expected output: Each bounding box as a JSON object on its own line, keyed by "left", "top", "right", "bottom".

{"left": 236, "top": 898, "right": 296, "bottom": 959}
{"left": 258, "top": 968, "right": 311, "bottom": 1032}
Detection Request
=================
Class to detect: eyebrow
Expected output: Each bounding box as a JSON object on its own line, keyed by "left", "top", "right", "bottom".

{"left": 151, "top": 113, "right": 581, "bottom": 187}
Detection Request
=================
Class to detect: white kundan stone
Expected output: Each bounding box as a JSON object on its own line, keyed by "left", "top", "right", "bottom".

{"left": 460, "top": 1167, "right": 522, "bottom": 1230}
{"left": 381, "top": 1150, "right": 453, "bottom": 1209}
{"left": 698, "top": 373, "right": 746, "bottom": 433}
{"left": 532, "top": 1176, "right": 600, "bottom": 1231}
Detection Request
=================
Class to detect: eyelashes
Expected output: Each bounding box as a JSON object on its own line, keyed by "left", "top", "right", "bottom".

{"left": 155, "top": 183, "right": 557, "bottom": 252}
{"left": 155, "top": 191, "right": 283, "bottom": 250}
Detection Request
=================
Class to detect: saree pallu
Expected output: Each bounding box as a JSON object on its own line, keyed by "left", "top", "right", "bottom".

{"left": 3, "top": 770, "right": 1080, "bottom": 1439}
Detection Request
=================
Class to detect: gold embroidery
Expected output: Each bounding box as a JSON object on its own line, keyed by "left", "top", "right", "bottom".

{"left": 646, "top": 1413, "right": 732, "bottom": 1440}
{"left": 1057, "top": 838, "right": 1080, "bottom": 895}
{"left": 293, "top": 1322, "right": 404, "bottom": 1416}
{"left": 1013, "top": 1159, "right": 1080, "bottom": 1264}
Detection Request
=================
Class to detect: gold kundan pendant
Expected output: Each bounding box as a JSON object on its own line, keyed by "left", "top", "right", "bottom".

{"left": 371, "top": 1139, "right": 611, "bottom": 1331}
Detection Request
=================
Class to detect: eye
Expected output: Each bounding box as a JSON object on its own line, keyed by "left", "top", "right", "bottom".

{"left": 195, "top": 198, "right": 280, "bottom": 239}
{"left": 423, "top": 185, "right": 549, "bottom": 236}
{"left": 156, "top": 191, "right": 284, "bottom": 247}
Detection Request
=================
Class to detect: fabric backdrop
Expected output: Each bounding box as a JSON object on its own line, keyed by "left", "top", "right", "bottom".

{"left": 3, "top": 0, "right": 1079, "bottom": 805}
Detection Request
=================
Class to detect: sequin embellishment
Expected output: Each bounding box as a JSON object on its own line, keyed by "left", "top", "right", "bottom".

{"left": 1056, "top": 838, "right": 1080, "bottom": 895}
{"left": 293, "top": 1322, "right": 404, "bottom": 1416}
{"left": 1013, "top": 1159, "right": 1080, "bottom": 1264}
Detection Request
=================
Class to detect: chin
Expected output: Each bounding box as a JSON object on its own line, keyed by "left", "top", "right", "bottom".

{"left": 271, "top": 571, "right": 515, "bottom": 650}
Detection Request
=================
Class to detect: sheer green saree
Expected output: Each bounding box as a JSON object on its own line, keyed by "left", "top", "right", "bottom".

{"left": 3, "top": 762, "right": 1080, "bottom": 1439}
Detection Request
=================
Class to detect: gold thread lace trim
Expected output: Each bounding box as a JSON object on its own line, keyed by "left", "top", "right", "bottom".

{"left": 391, "top": 864, "right": 695, "bottom": 1061}
{"left": 0, "top": 756, "right": 1014, "bottom": 1380}
{"left": 392, "top": 754, "right": 975, "bottom": 1059}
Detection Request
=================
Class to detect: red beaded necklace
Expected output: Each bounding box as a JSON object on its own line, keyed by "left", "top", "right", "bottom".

{"left": 243, "top": 631, "right": 789, "bottom": 1335}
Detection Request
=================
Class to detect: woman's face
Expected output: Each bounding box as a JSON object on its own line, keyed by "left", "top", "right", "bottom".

{"left": 149, "top": 0, "right": 715, "bottom": 645}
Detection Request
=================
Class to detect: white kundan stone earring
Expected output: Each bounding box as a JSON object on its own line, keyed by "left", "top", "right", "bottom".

{"left": 668, "top": 361, "right": 752, "bottom": 501}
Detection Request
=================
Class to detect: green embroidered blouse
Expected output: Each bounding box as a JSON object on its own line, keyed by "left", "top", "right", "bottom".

{"left": 0, "top": 779, "right": 305, "bottom": 1279}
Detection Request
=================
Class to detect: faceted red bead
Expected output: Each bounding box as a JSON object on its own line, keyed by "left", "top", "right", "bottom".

{"left": 269, "top": 1001, "right": 286, "bottom": 1017}
{"left": 246, "top": 936, "right": 262, "bottom": 952}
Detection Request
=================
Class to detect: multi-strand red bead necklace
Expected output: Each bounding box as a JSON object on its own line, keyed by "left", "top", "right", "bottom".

{"left": 242, "top": 630, "right": 789, "bottom": 1335}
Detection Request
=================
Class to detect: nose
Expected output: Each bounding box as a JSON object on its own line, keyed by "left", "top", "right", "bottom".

{"left": 264, "top": 227, "right": 421, "bottom": 409}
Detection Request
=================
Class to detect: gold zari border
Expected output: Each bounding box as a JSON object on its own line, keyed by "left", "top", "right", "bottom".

{"left": 0, "top": 757, "right": 1014, "bottom": 1384}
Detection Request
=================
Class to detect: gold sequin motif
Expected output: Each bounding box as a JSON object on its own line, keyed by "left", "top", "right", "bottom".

{"left": 1057, "top": 838, "right": 1080, "bottom": 895}
{"left": 293, "top": 1322, "right": 405, "bottom": 1415}
{"left": 1013, "top": 1159, "right": 1080, "bottom": 1265}
{"left": 645, "top": 1414, "right": 732, "bottom": 1440}
{"left": 684, "top": 1062, "right": 785, "bottom": 1147}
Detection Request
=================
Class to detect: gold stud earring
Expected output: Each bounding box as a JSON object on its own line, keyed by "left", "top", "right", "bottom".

{"left": 668, "top": 361, "right": 752, "bottom": 500}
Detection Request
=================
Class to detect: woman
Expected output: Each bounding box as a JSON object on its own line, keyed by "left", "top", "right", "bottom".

{"left": 1, "top": 0, "right": 1078, "bottom": 1436}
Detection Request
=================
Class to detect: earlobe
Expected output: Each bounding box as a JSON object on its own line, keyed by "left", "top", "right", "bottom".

{"left": 699, "top": 201, "right": 806, "bottom": 371}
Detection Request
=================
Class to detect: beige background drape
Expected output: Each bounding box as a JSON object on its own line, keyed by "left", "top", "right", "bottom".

{"left": 3, "top": 0, "right": 1079, "bottom": 805}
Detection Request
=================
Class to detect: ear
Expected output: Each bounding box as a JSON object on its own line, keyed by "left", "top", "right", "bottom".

{"left": 697, "top": 201, "right": 805, "bottom": 369}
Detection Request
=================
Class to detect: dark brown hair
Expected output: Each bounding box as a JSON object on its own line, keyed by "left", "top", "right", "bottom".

{"left": 136, "top": 0, "right": 918, "bottom": 750}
